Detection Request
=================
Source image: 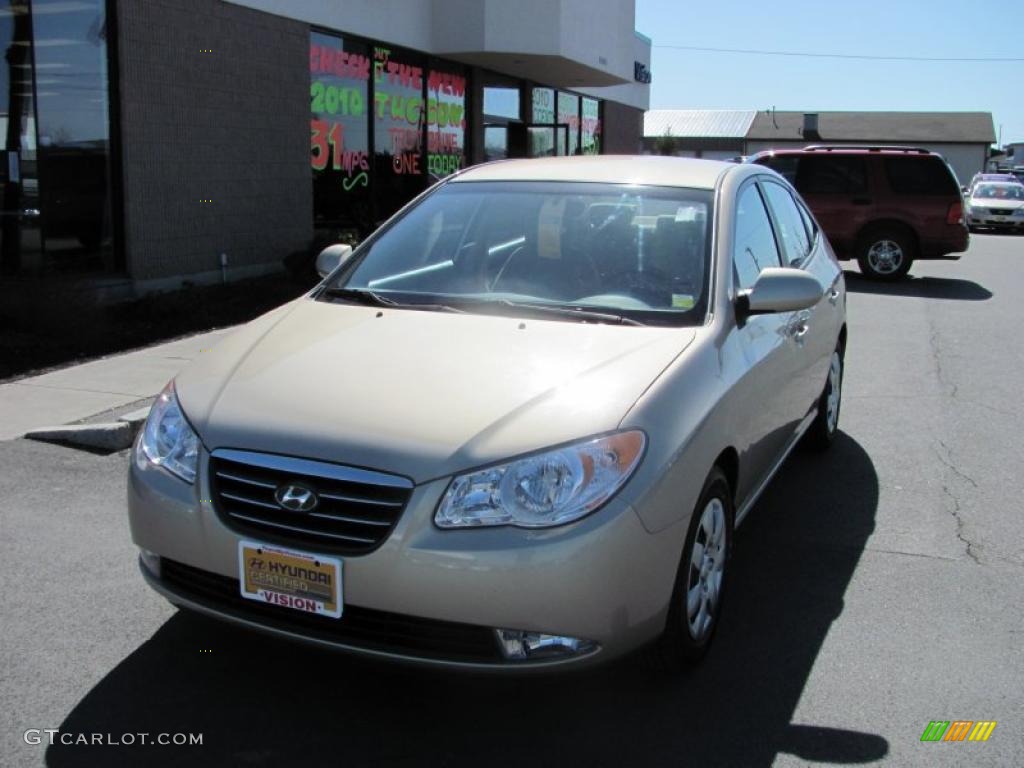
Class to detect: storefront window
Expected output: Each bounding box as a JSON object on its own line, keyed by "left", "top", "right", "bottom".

{"left": 310, "top": 31, "right": 371, "bottom": 234}
{"left": 581, "top": 97, "right": 601, "bottom": 155}
{"left": 484, "top": 126, "right": 508, "bottom": 161}
{"left": 557, "top": 92, "right": 580, "bottom": 155}
{"left": 426, "top": 64, "right": 466, "bottom": 181}
{"left": 483, "top": 87, "right": 519, "bottom": 120}
{"left": 531, "top": 88, "right": 554, "bottom": 125}
{"left": 0, "top": 1, "right": 38, "bottom": 276}
{"left": 527, "top": 126, "right": 554, "bottom": 157}
{"left": 373, "top": 45, "right": 425, "bottom": 220}
{"left": 2, "top": 0, "right": 115, "bottom": 277}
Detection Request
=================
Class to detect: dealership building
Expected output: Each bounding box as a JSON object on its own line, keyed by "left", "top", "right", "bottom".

{"left": 0, "top": 0, "right": 651, "bottom": 298}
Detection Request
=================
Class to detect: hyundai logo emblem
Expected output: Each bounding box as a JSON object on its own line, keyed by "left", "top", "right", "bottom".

{"left": 275, "top": 483, "right": 318, "bottom": 513}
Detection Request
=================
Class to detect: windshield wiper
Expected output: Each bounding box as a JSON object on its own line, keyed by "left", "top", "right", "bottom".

{"left": 322, "top": 287, "right": 400, "bottom": 306}
{"left": 487, "top": 299, "right": 645, "bottom": 326}
{"left": 322, "top": 287, "right": 463, "bottom": 314}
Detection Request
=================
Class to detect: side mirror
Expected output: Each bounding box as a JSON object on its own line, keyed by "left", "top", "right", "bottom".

{"left": 315, "top": 244, "right": 353, "bottom": 278}
{"left": 737, "top": 267, "right": 823, "bottom": 316}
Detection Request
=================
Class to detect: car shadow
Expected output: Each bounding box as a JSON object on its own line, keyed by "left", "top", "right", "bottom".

{"left": 47, "top": 433, "right": 885, "bottom": 768}
{"left": 843, "top": 270, "right": 992, "bottom": 301}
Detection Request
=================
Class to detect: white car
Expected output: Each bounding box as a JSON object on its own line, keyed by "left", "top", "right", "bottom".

{"left": 966, "top": 181, "right": 1024, "bottom": 233}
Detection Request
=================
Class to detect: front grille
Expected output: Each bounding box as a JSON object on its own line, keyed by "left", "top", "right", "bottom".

{"left": 209, "top": 449, "right": 413, "bottom": 555}
{"left": 989, "top": 208, "right": 1014, "bottom": 216}
{"left": 160, "top": 559, "right": 502, "bottom": 663}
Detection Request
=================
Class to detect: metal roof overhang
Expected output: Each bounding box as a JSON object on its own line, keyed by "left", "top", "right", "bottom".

{"left": 441, "top": 51, "right": 628, "bottom": 88}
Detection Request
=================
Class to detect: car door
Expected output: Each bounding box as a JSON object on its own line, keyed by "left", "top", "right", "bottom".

{"left": 759, "top": 178, "right": 841, "bottom": 425}
{"left": 727, "top": 181, "right": 798, "bottom": 506}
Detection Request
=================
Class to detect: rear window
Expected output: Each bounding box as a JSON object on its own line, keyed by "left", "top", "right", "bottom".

{"left": 884, "top": 157, "right": 959, "bottom": 196}
{"left": 795, "top": 156, "right": 869, "bottom": 195}
{"left": 759, "top": 156, "right": 798, "bottom": 185}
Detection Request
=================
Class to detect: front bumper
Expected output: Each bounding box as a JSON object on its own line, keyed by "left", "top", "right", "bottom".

{"left": 968, "top": 214, "right": 1024, "bottom": 230}
{"left": 128, "top": 446, "right": 684, "bottom": 670}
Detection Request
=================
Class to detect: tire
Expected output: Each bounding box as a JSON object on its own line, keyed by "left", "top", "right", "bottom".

{"left": 642, "top": 468, "right": 734, "bottom": 671}
{"left": 856, "top": 228, "right": 914, "bottom": 281}
{"left": 805, "top": 344, "right": 844, "bottom": 451}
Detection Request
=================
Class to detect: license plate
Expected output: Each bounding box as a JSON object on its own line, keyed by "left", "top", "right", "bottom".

{"left": 238, "top": 541, "right": 343, "bottom": 618}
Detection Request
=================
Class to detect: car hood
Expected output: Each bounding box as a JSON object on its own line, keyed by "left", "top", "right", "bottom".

{"left": 968, "top": 196, "right": 1024, "bottom": 210}
{"left": 176, "top": 298, "right": 694, "bottom": 484}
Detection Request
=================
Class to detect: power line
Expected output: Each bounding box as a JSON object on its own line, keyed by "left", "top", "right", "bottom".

{"left": 652, "top": 44, "right": 1024, "bottom": 63}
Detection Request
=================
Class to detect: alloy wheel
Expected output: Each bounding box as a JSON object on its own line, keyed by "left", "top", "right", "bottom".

{"left": 866, "top": 239, "right": 904, "bottom": 275}
{"left": 826, "top": 351, "right": 842, "bottom": 433}
{"left": 686, "top": 497, "right": 727, "bottom": 642}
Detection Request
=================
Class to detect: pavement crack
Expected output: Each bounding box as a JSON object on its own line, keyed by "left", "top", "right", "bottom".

{"left": 934, "top": 439, "right": 981, "bottom": 565}
{"left": 927, "top": 322, "right": 960, "bottom": 401}
{"left": 934, "top": 439, "right": 979, "bottom": 489}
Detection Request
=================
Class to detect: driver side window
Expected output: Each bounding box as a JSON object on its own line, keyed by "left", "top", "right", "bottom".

{"left": 733, "top": 183, "right": 781, "bottom": 290}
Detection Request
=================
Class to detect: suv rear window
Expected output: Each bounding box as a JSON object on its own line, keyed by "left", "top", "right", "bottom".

{"left": 884, "top": 157, "right": 959, "bottom": 196}
{"left": 796, "top": 156, "right": 869, "bottom": 195}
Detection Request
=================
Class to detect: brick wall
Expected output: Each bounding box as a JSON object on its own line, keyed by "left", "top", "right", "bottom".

{"left": 115, "top": 0, "right": 312, "bottom": 284}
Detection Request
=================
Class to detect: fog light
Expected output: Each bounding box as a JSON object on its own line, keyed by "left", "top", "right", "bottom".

{"left": 495, "top": 629, "right": 597, "bottom": 660}
{"left": 139, "top": 549, "right": 161, "bottom": 577}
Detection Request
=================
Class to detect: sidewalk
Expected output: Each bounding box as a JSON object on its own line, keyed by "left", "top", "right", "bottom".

{"left": 0, "top": 328, "right": 234, "bottom": 441}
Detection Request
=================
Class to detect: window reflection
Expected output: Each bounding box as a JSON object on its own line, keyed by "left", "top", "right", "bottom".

{"left": 0, "top": 0, "right": 115, "bottom": 276}
{"left": 483, "top": 87, "right": 519, "bottom": 120}
{"left": 1, "top": 1, "right": 40, "bottom": 275}
{"left": 557, "top": 92, "right": 579, "bottom": 155}
{"left": 310, "top": 31, "right": 371, "bottom": 236}
{"left": 33, "top": 0, "right": 114, "bottom": 272}
{"left": 426, "top": 64, "right": 466, "bottom": 181}
{"left": 373, "top": 45, "right": 425, "bottom": 221}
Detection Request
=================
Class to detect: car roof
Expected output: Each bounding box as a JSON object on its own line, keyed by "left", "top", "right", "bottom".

{"left": 752, "top": 146, "right": 939, "bottom": 158}
{"left": 452, "top": 156, "right": 734, "bottom": 190}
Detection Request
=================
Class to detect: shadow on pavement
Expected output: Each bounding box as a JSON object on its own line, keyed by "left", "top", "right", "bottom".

{"left": 844, "top": 271, "right": 992, "bottom": 301}
{"left": 48, "top": 433, "right": 885, "bottom": 768}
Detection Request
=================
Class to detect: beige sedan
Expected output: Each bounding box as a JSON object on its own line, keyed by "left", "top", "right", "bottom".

{"left": 128, "top": 156, "right": 846, "bottom": 670}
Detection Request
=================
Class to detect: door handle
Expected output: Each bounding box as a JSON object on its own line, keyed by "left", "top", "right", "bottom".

{"left": 851, "top": 197, "right": 872, "bottom": 206}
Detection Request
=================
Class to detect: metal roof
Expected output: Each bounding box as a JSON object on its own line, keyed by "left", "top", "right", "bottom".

{"left": 643, "top": 110, "right": 756, "bottom": 139}
{"left": 746, "top": 111, "right": 996, "bottom": 143}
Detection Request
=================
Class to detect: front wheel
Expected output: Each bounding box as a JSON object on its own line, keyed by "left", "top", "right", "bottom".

{"left": 857, "top": 230, "right": 913, "bottom": 280}
{"left": 642, "top": 468, "right": 733, "bottom": 670}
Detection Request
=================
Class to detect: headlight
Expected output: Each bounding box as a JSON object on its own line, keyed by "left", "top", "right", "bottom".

{"left": 1014, "top": 208, "right": 1024, "bottom": 217}
{"left": 139, "top": 381, "right": 200, "bottom": 483}
{"left": 435, "top": 431, "right": 645, "bottom": 529}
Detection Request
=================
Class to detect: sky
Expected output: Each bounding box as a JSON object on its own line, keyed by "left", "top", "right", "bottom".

{"left": 636, "top": 0, "right": 1023, "bottom": 146}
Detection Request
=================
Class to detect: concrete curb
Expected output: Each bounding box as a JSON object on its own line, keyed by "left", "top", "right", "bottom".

{"left": 118, "top": 406, "right": 153, "bottom": 427}
{"left": 25, "top": 422, "right": 138, "bottom": 452}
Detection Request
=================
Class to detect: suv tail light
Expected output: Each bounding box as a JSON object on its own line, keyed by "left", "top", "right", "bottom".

{"left": 946, "top": 201, "right": 963, "bottom": 225}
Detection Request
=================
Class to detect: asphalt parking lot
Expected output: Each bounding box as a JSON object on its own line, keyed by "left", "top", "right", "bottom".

{"left": 2, "top": 233, "right": 1022, "bottom": 767}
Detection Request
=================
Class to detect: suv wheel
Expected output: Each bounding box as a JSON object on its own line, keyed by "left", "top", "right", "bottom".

{"left": 857, "top": 229, "right": 914, "bottom": 281}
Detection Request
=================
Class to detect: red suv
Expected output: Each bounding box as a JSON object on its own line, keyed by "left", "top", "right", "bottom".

{"left": 749, "top": 146, "right": 968, "bottom": 280}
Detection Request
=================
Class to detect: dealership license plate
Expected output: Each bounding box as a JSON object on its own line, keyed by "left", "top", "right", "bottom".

{"left": 238, "top": 541, "right": 343, "bottom": 618}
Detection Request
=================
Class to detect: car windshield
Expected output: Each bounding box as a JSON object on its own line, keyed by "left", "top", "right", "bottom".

{"left": 973, "top": 183, "right": 1024, "bottom": 200}
{"left": 324, "top": 181, "right": 713, "bottom": 326}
